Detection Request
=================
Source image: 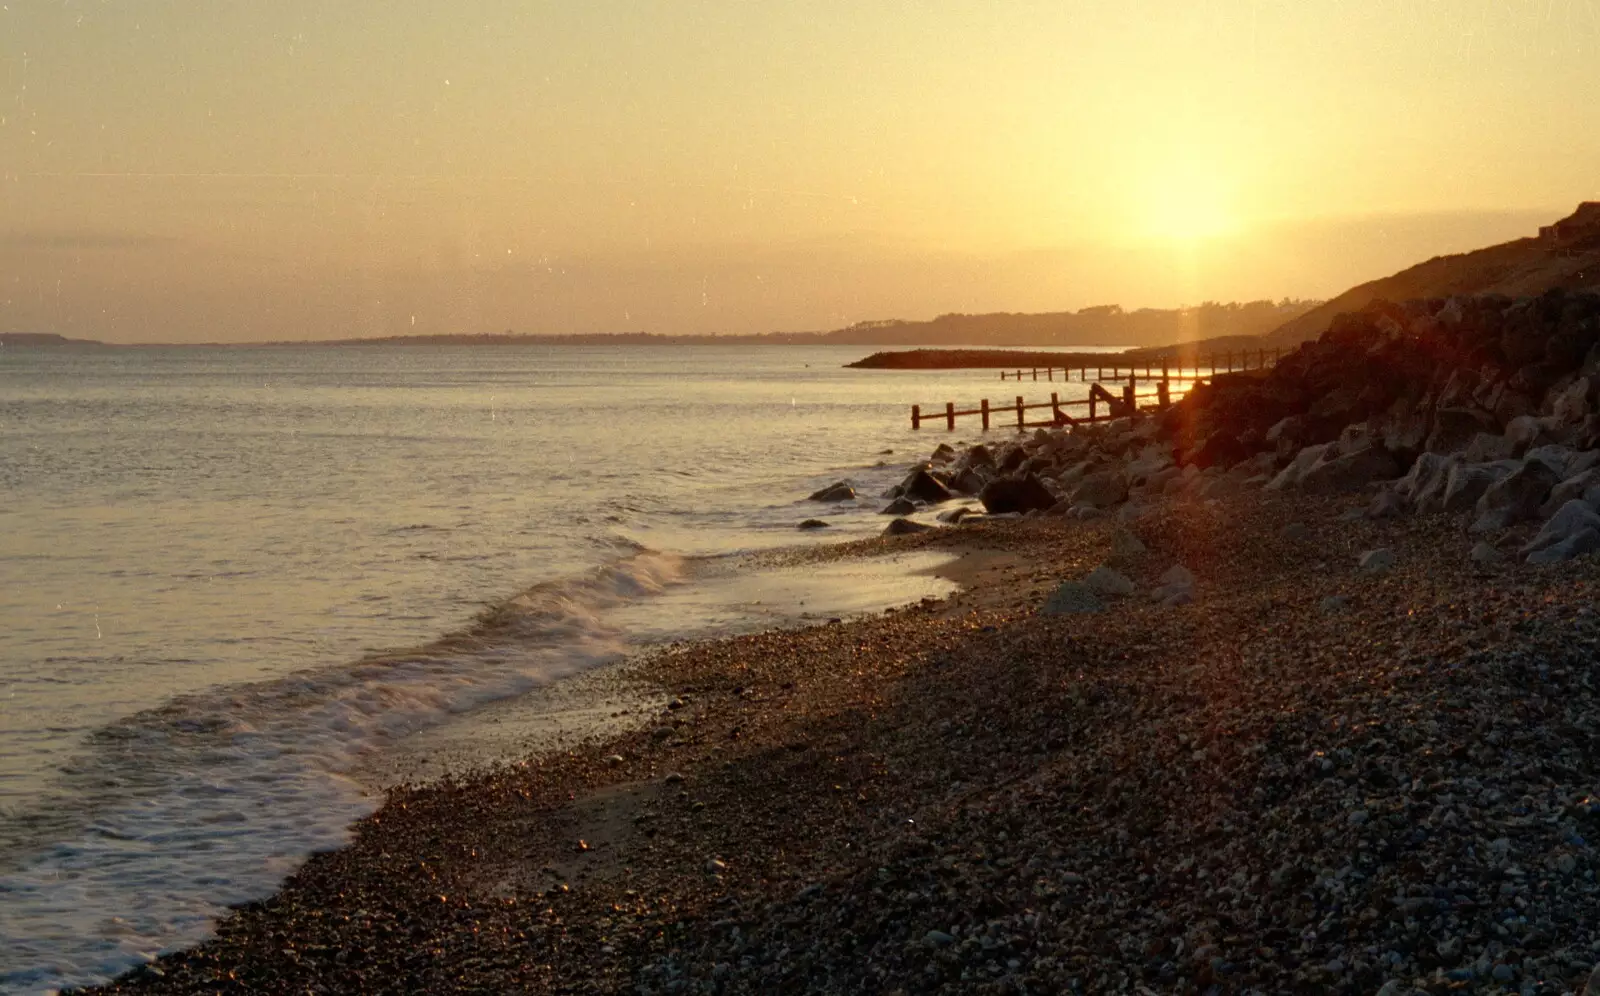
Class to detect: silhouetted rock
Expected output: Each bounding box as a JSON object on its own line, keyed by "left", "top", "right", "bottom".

{"left": 899, "top": 468, "right": 954, "bottom": 504}
{"left": 979, "top": 474, "right": 1056, "bottom": 515}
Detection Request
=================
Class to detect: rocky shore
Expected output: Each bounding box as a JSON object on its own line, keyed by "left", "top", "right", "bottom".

{"left": 83, "top": 290, "right": 1600, "bottom": 995}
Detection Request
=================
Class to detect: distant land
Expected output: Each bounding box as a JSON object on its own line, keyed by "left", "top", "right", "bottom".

{"left": 0, "top": 299, "right": 1318, "bottom": 352}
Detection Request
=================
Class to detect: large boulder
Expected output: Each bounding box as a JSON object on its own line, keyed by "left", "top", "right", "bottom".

{"left": 1526, "top": 527, "right": 1600, "bottom": 565}
{"left": 1551, "top": 376, "right": 1596, "bottom": 424}
{"left": 900, "top": 468, "right": 954, "bottom": 504}
{"left": 1083, "top": 566, "right": 1135, "bottom": 597}
{"left": 979, "top": 474, "right": 1057, "bottom": 515}
{"left": 1425, "top": 407, "right": 1497, "bottom": 455}
{"left": 1395, "top": 452, "right": 1452, "bottom": 504}
{"left": 1546, "top": 469, "right": 1600, "bottom": 515}
{"left": 882, "top": 517, "right": 932, "bottom": 536}
{"left": 1266, "top": 443, "right": 1332, "bottom": 491}
{"left": 1470, "top": 458, "right": 1561, "bottom": 532}
{"left": 1523, "top": 500, "right": 1600, "bottom": 557}
{"left": 1069, "top": 470, "right": 1129, "bottom": 509}
{"left": 1435, "top": 462, "right": 1510, "bottom": 513}
{"left": 1298, "top": 446, "right": 1401, "bottom": 495}
{"left": 1183, "top": 431, "right": 1249, "bottom": 470}
{"left": 1462, "top": 432, "right": 1516, "bottom": 463}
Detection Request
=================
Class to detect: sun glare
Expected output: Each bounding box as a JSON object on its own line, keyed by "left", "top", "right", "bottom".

{"left": 1138, "top": 161, "right": 1242, "bottom": 244}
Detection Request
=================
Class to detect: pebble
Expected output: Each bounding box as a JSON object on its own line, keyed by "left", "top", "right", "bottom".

{"left": 1358, "top": 548, "right": 1397, "bottom": 573}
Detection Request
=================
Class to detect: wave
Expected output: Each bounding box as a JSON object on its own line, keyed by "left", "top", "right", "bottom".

{"left": 0, "top": 546, "right": 688, "bottom": 994}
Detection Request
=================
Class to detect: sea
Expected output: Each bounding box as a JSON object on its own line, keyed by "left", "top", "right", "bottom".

{"left": 0, "top": 341, "right": 1121, "bottom": 993}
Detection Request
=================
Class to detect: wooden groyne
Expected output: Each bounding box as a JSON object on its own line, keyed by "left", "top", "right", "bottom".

{"left": 911, "top": 379, "right": 1184, "bottom": 431}
{"left": 997, "top": 347, "right": 1283, "bottom": 382}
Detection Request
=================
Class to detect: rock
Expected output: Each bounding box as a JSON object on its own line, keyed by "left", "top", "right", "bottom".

{"left": 1395, "top": 451, "right": 1452, "bottom": 502}
{"left": 1553, "top": 376, "right": 1596, "bottom": 423}
{"left": 899, "top": 468, "right": 954, "bottom": 504}
{"left": 880, "top": 497, "right": 916, "bottom": 516}
{"left": 950, "top": 468, "right": 988, "bottom": 495}
{"left": 1083, "top": 566, "right": 1135, "bottom": 597}
{"left": 1470, "top": 458, "right": 1561, "bottom": 532}
{"left": 1281, "top": 522, "right": 1311, "bottom": 542}
{"left": 1526, "top": 526, "right": 1600, "bottom": 564}
{"left": 1541, "top": 468, "right": 1600, "bottom": 515}
{"left": 603, "top": 754, "right": 625, "bottom": 767}
{"left": 1525, "top": 499, "right": 1600, "bottom": 556}
{"left": 1159, "top": 564, "right": 1195, "bottom": 587}
{"left": 1319, "top": 595, "right": 1349, "bottom": 614}
{"left": 924, "top": 930, "right": 955, "bottom": 947}
{"left": 807, "top": 481, "right": 855, "bottom": 502}
{"left": 797, "top": 519, "right": 830, "bottom": 530}
{"left": 1434, "top": 461, "right": 1508, "bottom": 513}
{"left": 882, "top": 517, "right": 931, "bottom": 536}
{"left": 1115, "top": 503, "right": 1145, "bottom": 523}
{"left": 1040, "top": 581, "right": 1104, "bottom": 615}
{"left": 1358, "top": 548, "right": 1397, "bottom": 574}
{"left": 1069, "top": 470, "right": 1129, "bottom": 509}
{"left": 929, "top": 442, "right": 956, "bottom": 463}
{"left": 961, "top": 443, "right": 995, "bottom": 469}
{"left": 1470, "top": 541, "right": 1504, "bottom": 564}
{"left": 1366, "top": 489, "right": 1406, "bottom": 519}
{"left": 1160, "top": 587, "right": 1194, "bottom": 606}
{"left": 1071, "top": 505, "right": 1107, "bottom": 521}
{"left": 1266, "top": 443, "right": 1329, "bottom": 490}
{"left": 1462, "top": 432, "right": 1516, "bottom": 463}
{"left": 1185, "top": 430, "right": 1249, "bottom": 470}
{"left": 1110, "top": 529, "right": 1147, "bottom": 560}
{"left": 1578, "top": 963, "right": 1600, "bottom": 995}
{"left": 1525, "top": 443, "right": 1575, "bottom": 476}
{"left": 1425, "top": 407, "right": 1497, "bottom": 454}
{"left": 979, "top": 474, "right": 1057, "bottom": 515}
{"left": 1506, "top": 413, "right": 1553, "bottom": 453}
{"left": 1300, "top": 446, "right": 1401, "bottom": 495}
{"left": 935, "top": 506, "right": 973, "bottom": 524}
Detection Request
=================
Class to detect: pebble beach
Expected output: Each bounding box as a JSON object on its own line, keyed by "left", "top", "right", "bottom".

{"left": 79, "top": 479, "right": 1600, "bottom": 995}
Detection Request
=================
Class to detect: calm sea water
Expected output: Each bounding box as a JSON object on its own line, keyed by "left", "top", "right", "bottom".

{"left": 0, "top": 342, "right": 1118, "bottom": 992}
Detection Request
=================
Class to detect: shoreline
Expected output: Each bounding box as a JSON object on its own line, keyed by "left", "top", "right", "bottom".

{"left": 80, "top": 479, "right": 1600, "bottom": 994}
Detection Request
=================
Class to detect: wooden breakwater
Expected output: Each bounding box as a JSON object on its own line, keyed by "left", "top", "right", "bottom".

{"left": 911, "top": 379, "right": 1183, "bottom": 431}
{"left": 996, "top": 347, "right": 1283, "bottom": 382}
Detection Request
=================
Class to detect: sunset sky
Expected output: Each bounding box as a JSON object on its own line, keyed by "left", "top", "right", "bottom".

{"left": 2, "top": 0, "right": 1596, "bottom": 343}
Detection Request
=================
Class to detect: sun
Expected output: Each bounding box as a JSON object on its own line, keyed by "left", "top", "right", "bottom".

{"left": 1136, "top": 159, "right": 1242, "bottom": 244}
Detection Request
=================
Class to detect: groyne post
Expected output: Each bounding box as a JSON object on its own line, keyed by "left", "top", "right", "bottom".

{"left": 1015, "top": 395, "right": 1025, "bottom": 430}
{"left": 1158, "top": 379, "right": 1170, "bottom": 408}
{"left": 1123, "top": 378, "right": 1135, "bottom": 414}
{"left": 1050, "top": 391, "right": 1060, "bottom": 423}
{"left": 946, "top": 401, "right": 955, "bottom": 430}
{"left": 911, "top": 404, "right": 921, "bottom": 429}
{"left": 981, "top": 398, "right": 990, "bottom": 430}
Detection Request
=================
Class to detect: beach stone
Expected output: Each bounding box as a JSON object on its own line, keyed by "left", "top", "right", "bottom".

{"left": 882, "top": 517, "right": 932, "bottom": 536}
{"left": 1040, "top": 581, "right": 1104, "bottom": 615}
{"left": 1110, "top": 528, "right": 1147, "bottom": 560}
{"left": 1358, "top": 548, "right": 1397, "bottom": 574}
{"left": 1083, "top": 566, "right": 1135, "bottom": 597}
{"left": 880, "top": 497, "right": 916, "bottom": 516}
{"left": 1160, "top": 564, "right": 1196, "bottom": 588}
{"left": 797, "top": 519, "right": 830, "bottom": 530}
{"left": 935, "top": 506, "right": 973, "bottom": 524}
{"left": 1280, "top": 521, "right": 1311, "bottom": 542}
{"left": 929, "top": 442, "right": 956, "bottom": 463}
{"left": 1366, "top": 488, "right": 1406, "bottom": 519}
{"left": 1523, "top": 499, "right": 1600, "bottom": 555}
{"left": 1470, "top": 541, "right": 1505, "bottom": 564}
{"left": 979, "top": 474, "right": 1056, "bottom": 515}
{"left": 1069, "top": 470, "right": 1129, "bottom": 509}
{"left": 1525, "top": 526, "right": 1600, "bottom": 564}
{"left": 807, "top": 481, "right": 854, "bottom": 502}
{"left": 950, "top": 468, "right": 988, "bottom": 495}
{"left": 900, "top": 467, "right": 954, "bottom": 504}
{"left": 1471, "top": 458, "right": 1560, "bottom": 532}
{"left": 1071, "top": 505, "right": 1107, "bottom": 521}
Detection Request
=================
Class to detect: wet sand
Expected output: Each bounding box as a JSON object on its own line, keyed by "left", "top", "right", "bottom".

{"left": 83, "top": 489, "right": 1600, "bottom": 995}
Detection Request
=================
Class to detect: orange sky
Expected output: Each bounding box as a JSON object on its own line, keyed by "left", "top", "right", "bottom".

{"left": 1, "top": 1, "right": 1596, "bottom": 342}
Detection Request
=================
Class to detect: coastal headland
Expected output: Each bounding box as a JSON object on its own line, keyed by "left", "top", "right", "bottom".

{"left": 85, "top": 286, "right": 1600, "bottom": 994}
